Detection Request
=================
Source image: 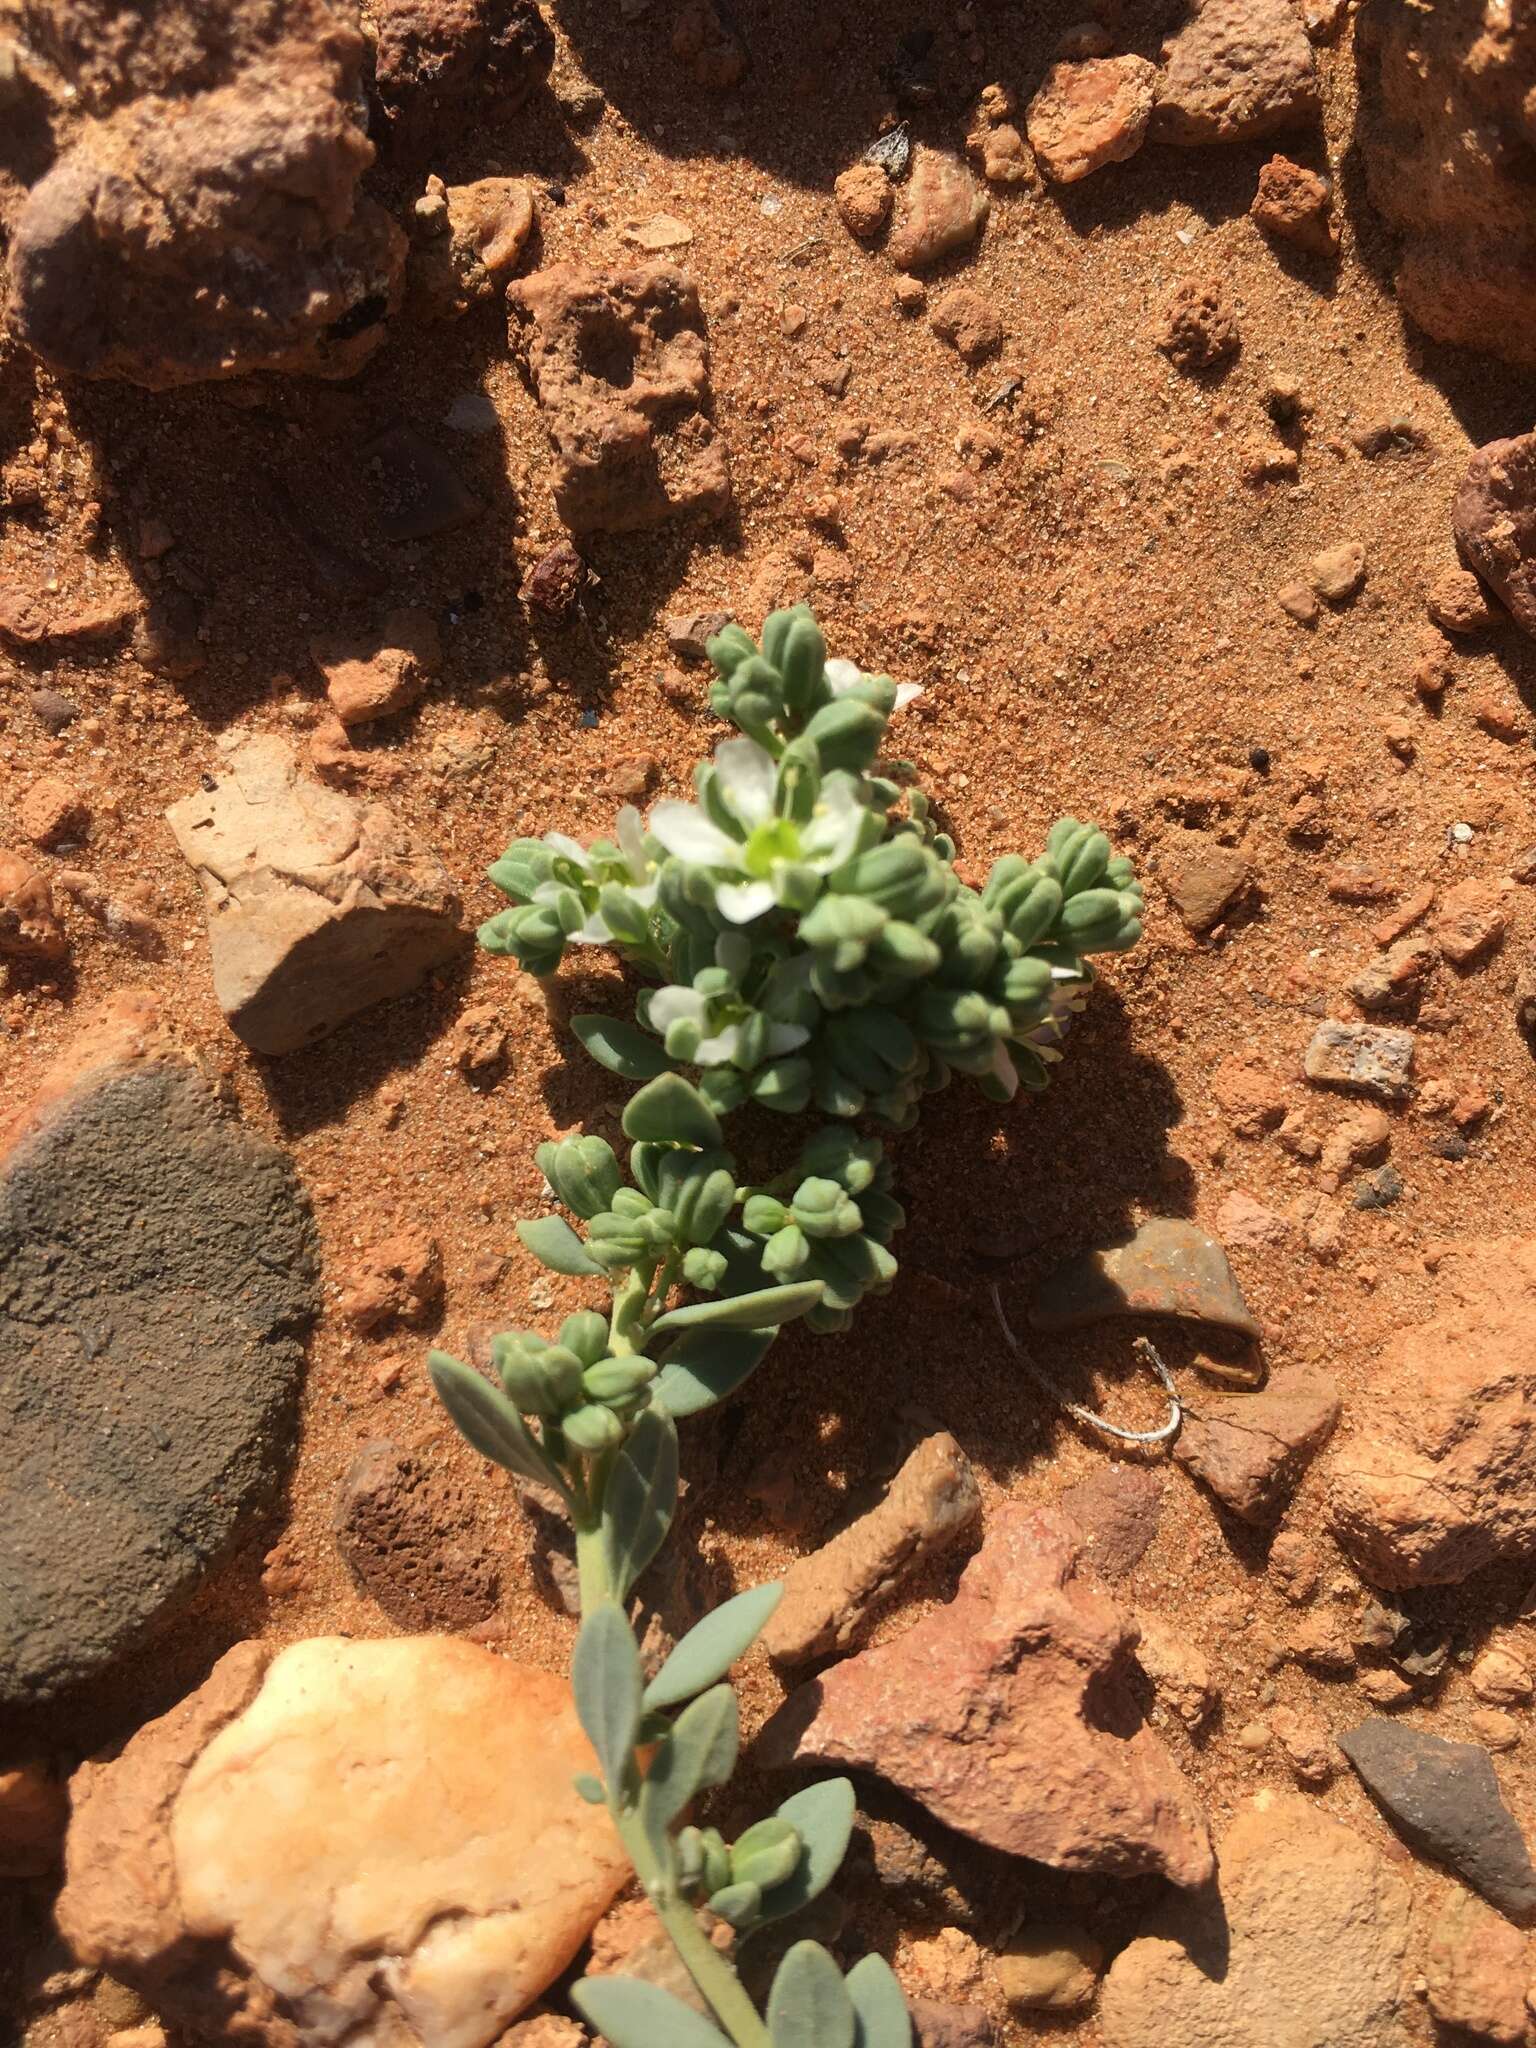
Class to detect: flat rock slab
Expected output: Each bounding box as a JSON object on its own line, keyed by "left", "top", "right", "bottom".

{"left": 0, "top": 996, "right": 316, "bottom": 1705}
{"left": 1173, "top": 1367, "right": 1340, "bottom": 1523}
{"left": 57, "top": 1637, "right": 630, "bottom": 2047}
{"left": 1100, "top": 1793, "right": 1412, "bottom": 2048}
{"left": 759, "top": 1503, "right": 1213, "bottom": 1887}
{"left": 167, "top": 732, "right": 463, "bottom": 1055}
{"left": 1339, "top": 1719, "right": 1536, "bottom": 1922}
{"left": 1303, "top": 1020, "right": 1414, "bottom": 1100}
{"left": 1032, "top": 1218, "right": 1261, "bottom": 1339}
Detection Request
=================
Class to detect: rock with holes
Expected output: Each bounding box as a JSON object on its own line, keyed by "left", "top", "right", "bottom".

{"left": 0, "top": 993, "right": 317, "bottom": 1705}
{"left": 55, "top": 1636, "right": 630, "bottom": 2046}
{"left": 166, "top": 733, "right": 463, "bottom": 1055}
{"left": 1152, "top": 0, "right": 1320, "bottom": 145}
{"left": 373, "top": 0, "right": 554, "bottom": 149}
{"left": 508, "top": 261, "right": 732, "bottom": 534}
{"left": 759, "top": 1504, "right": 1213, "bottom": 1886}
{"left": 332, "top": 1438, "right": 501, "bottom": 1630}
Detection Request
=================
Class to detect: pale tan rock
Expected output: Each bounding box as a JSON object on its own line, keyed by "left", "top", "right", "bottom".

{"left": 763, "top": 1432, "right": 981, "bottom": 1666}
{"left": 1470, "top": 1648, "right": 1533, "bottom": 1707}
{"left": 995, "top": 1922, "right": 1102, "bottom": 2012}
{"left": 1424, "top": 1888, "right": 1528, "bottom": 2046}
{"left": 0, "top": 1761, "right": 69, "bottom": 1875}
{"left": 1100, "top": 1794, "right": 1413, "bottom": 2048}
{"left": 0, "top": 847, "right": 67, "bottom": 960}
{"left": 887, "top": 149, "right": 988, "bottom": 272}
{"left": 166, "top": 733, "right": 462, "bottom": 1056}
{"left": 59, "top": 1637, "right": 629, "bottom": 2048}
{"left": 310, "top": 607, "right": 442, "bottom": 727}
{"left": 1270, "top": 1703, "right": 1337, "bottom": 1786}
{"left": 1135, "top": 1612, "right": 1216, "bottom": 1732}
{"left": 1025, "top": 56, "right": 1156, "bottom": 182}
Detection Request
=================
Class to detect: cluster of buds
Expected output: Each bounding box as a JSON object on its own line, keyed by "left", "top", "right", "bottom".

{"left": 738, "top": 1127, "right": 901, "bottom": 1335}
{"left": 478, "top": 606, "right": 1141, "bottom": 1126}
{"left": 676, "top": 1815, "right": 804, "bottom": 1931}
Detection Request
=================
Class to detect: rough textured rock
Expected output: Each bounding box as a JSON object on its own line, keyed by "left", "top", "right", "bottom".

{"left": 1025, "top": 56, "right": 1157, "bottom": 183}
{"left": 1424, "top": 1888, "right": 1529, "bottom": 2045}
{"left": 1058, "top": 1464, "right": 1164, "bottom": 1581}
{"left": 1250, "top": 154, "right": 1336, "bottom": 253}
{"left": 1156, "top": 276, "right": 1240, "bottom": 372}
{"left": 834, "top": 162, "right": 893, "bottom": 241}
{"left": 995, "top": 1923, "right": 1102, "bottom": 2012}
{"left": 910, "top": 2002, "right": 997, "bottom": 2048}
{"left": 1304, "top": 1020, "right": 1414, "bottom": 1101}
{"left": 0, "top": 848, "right": 67, "bottom": 960}
{"left": 762, "top": 1432, "right": 981, "bottom": 1666}
{"left": 1099, "top": 1793, "right": 1412, "bottom": 2048}
{"left": 1324, "top": 1238, "right": 1536, "bottom": 1588}
{"left": 8, "top": 2, "right": 405, "bottom": 386}
{"left": 759, "top": 1504, "right": 1213, "bottom": 1886}
{"left": 333, "top": 1438, "right": 501, "bottom": 1630}
{"left": 508, "top": 262, "right": 731, "bottom": 533}
{"left": 1161, "top": 836, "right": 1252, "bottom": 933}
{"left": 414, "top": 175, "right": 536, "bottom": 316}
{"left": 166, "top": 733, "right": 463, "bottom": 1056}
{"left": 1454, "top": 432, "right": 1536, "bottom": 637}
{"left": 1134, "top": 1612, "right": 1215, "bottom": 1732}
{"left": 1153, "top": 0, "right": 1320, "bottom": 145}
{"left": 337, "top": 1231, "right": 444, "bottom": 1332}
{"left": 373, "top": 0, "right": 554, "bottom": 149}
{"left": 1033, "top": 1218, "right": 1261, "bottom": 1340}
{"left": 0, "top": 1762, "right": 70, "bottom": 1876}
{"left": 1173, "top": 1368, "right": 1341, "bottom": 1523}
{"left": 309, "top": 607, "right": 442, "bottom": 727}
{"left": 0, "top": 994, "right": 317, "bottom": 1704}
{"left": 57, "top": 1637, "right": 629, "bottom": 2046}
{"left": 887, "top": 148, "right": 989, "bottom": 272}
{"left": 1357, "top": 0, "right": 1536, "bottom": 369}
{"left": 1339, "top": 1719, "right": 1536, "bottom": 1921}
{"left": 929, "top": 288, "right": 1002, "bottom": 364}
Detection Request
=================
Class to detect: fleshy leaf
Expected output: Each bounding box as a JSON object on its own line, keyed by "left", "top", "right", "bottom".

{"left": 516, "top": 1214, "right": 605, "bottom": 1276}
{"left": 571, "top": 1602, "right": 642, "bottom": 1794}
{"left": 639, "top": 1683, "right": 739, "bottom": 1843}
{"left": 644, "top": 1583, "right": 784, "bottom": 1711}
{"left": 755, "top": 1779, "right": 857, "bottom": 1924}
{"left": 427, "top": 1352, "right": 558, "bottom": 1489}
{"left": 650, "top": 1282, "right": 824, "bottom": 1336}
{"left": 767, "top": 1942, "right": 855, "bottom": 2048}
{"left": 572, "top": 1013, "right": 674, "bottom": 1080}
{"left": 846, "top": 1956, "right": 912, "bottom": 2048}
{"left": 652, "top": 1326, "right": 776, "bottom": 1418}
{"left": 622, "top": 1072, "right": 724, "bottom": 1149}
{"left": 572, "top": 1977, "right": 733, "bottom": 2048}
{"left": 604, "top": 1406, "right": 679, "bottom": 1601}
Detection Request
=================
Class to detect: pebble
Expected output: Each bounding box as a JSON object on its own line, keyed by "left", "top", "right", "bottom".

{"left": 1311, "top": 541, "right": 1366, "bottom": 603}
{"left": 1250, "top": 155, "right": 1335, "bottom": 253}
{"left": 834, "top": 162, "right": 892, "bottom": 241}
{"left": 665, "top": 609, "right": 732, "bottom": 661}
{"left": 1024, "top": 56, "right": 1157, "bottom": 184}
{"left": 930, "top": 287, "right": 1002, "bottom": 363}
{"left": 1426, "top": 566, "right": 1495, "bottom": 635}
{"left": 18, "top": 777, "right": 90, "bottom": 849}
{"left": 1157, "top": 276, "right": 1240, "bottom": 372}
{"left": 1162, "top": 837, "right": 1253, "bottom": 933}
{"left": 1032, "top": 1216, "right": 1261, "bottom": 1340}
{"left": 994, "top": 1924, "right": 1103, "bottom": 2013}
{"left": 1276, "top": 579, "right": 1319, "bottom": 624}
{"left": 1353, "top": 1164, "right": 1404, "bottom": 1211}
{"left": 864, "top": 125, "right": 912, "bottom": 180}
{"left": 524, "top": 540, "right": 587, "bottom": 618}
{"left": 1470, "top": 1649, "right": 1533, "bottom": 1707}
{"left": 27, "top": 686, "right": 79, "bottom": 734}
{"left": 1436, "top": 880, "right": 1507, "bottom": 967}
{"left": 1303, "top": 1021, "right": 1414, "bottom": 1101}
{"left": 1470, "top": 1710, "right": 1521, "bottom": 1753}
{"left": 1270, "top": 1704, "right": 1336, "bottom": 1786}
{"left": 887, "top": 148, "right": 989, "bottom": 272}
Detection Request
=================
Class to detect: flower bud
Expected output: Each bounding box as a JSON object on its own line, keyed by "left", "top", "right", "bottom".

{"left": 729, "top": 1818, "right": 803, "bottom": 1893}
{"left": 762, "top": 1222, "right": 810, "bottom": 1279}
{"left": 582, "top": 1356, "right": 657, "bottom": 1403}
{"left": 562, "top": 1402, "right": 626, "bottom": 1453}
{"left": 559, "top": 1311, "right": 611, "bottom": 1366}
{"left": 682, "top": 1245, "right": 728, "bottom": 1291}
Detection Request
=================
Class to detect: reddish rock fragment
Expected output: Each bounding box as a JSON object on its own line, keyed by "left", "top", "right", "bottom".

{"left": 1157, "top": 277, "right": 1240, "bottom": 373}
{"left": 929, "top": 288, "right": 1002, "bottom": 364}
{"left": 1153, "top": 0, "right": 1320, "bottom": 145}
{"left": 373, "top": 0, "right": 555, "bottom": 147}
{"left": 1174, "top": 1369, "right": 1341, "bottom": 1523}
{"left": 1436, "top": 881, "right": 1506, "bottom": 967}
{"left": 0, "top": 849, "right": 67, "bottom": 961}
{"left": 887, "top": 149, "right": 988, "bottom": 272}
{"left": 310, "top": 607, "right": 442, "bottom": 727}
{"left": 524, "top": 540, "right": 587, "bottom": 617}
{"left": 1250, "top": 155, "right": 1335, "bottom": 252}
{"left": 1454, "top": 431, "right": 1536, "bottom": 636}
{"left": 338, "top": 1231, "right": 444, "bottom": 1333}
{"left": 834, "top": 163, "right": 892, "bottom": 241}
{"left": 1425, "top": 1890, "right": 1528, "bottom": 2046}
{"left": 1024, "top": 56, "right": 1156, "bottom": 183}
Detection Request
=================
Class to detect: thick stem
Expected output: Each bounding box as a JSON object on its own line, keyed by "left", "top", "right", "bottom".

{"left": 616, "top": 1813, "right": 772, "bottom": 2048}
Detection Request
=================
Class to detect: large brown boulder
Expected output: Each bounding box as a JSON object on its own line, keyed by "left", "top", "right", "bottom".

{"left": 6, "top": 0, "right": 405, "bottom": 385}
{"left": 1356, "top": 0, "right": 1536, "bottom": 369}
{"left": 56, "top": 1636, "right": 631, "bottom": 2046}
{"left": 373, "top": 0, "right": 554, "bottom": 150}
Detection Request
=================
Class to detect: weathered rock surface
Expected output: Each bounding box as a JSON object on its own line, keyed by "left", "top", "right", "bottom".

{"left": 1357, "top": 0, "right": 1536, "bottom": 369}
{"left": 759, "top": 1504, "right": 1213, "bottom": 1886}
{"left": 1058, "top": 1464, "right": 1164, "bottom": 1581}
{"left": 1324, "top": 1237, "right": 1536, "bottom": 1587}
{"left": 1025, "top": 57, "right": 1157, "bottom": 183}
{"left": 508, "top": 262, "right": 731, "bottom": 534}
{"left": 8, "top": 0, "right": 405, "bottom": 386}
{"left": 309, "top": 606, "right": 442, "bottom": 727}
{"left": 1454, "top": 431, "right": 1536, "bottom": 637}
{"left": 1033, "top": 1218, "right": 1261, "bottom": 1340}
{"left": 1099, "top": 1793, "right": 1412, "bottom": 2048}
{"left": 1174, "top": 1368, "right": 1341, "bottom": 1523}
{"left": 1250, "top": 154, "right": 1335, "bottom": 253}
{"left": 1153, "top": 0, "right": 1320, "bottom": 145}
{"left": 373, "top": 0, "right": 554, "bottom": 149}
{"left": 0, "top": 848, "right": 67, "bottom": 961}
{"left": 0, "top": 1762, "right": 69, "bottom": 1876}
{"left": 166, "top": 733, "right": 463, "bottom": 1056}
{"left": 1134, "top": 1612, "right": 1215, "bottom": 1732}
{"left": 332, "top": 1437, "right": 501, "bottom": 1630}
{"left": 1303, "top": 1019, "right": 1414, "bottom": 1100}
{"left": 414, "top": 175, "right": 537, "bottom": 317}
{"left": 1424, "top": 1888, "right": 1530, "bottom": 2044}
{"left": 1341, "top": 1719, "right": 1536, "bottom": 1921}
{"left": 762, "top": 1431, "right": 981, "bottom": 1666}
{"left": 887, "top": 148, "right": 989, "bottom": 271}
{"left": 0, "top": 993, "right": 316, "bottom": 1705}
{"left": 57, "top": 1636, "right": 630, "bottom": 2046}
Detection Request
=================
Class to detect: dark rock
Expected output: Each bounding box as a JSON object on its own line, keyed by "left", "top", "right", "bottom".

{"left": 524, "top": 540, "right": 587, "bottom": 618}
{"left": 1057, "top": 1464, "right": 1164, "bottom": 1580}
{"left": 363, "top": 423, "right": 482, "bottom": 542}
{"left": 27, "top": 687, "right": 79, "bottom": 733}
{"left": 0, "top": 994, "right": 317, "bottom": 1704}
{"left": 373, "top": 0, "right": 554, "bottom": 149}
{"left": 332, "top": 1437, "right": 499, "bottom": 1630}
{"left": 1032, "top": 1218, "right": 1261, "bottom": 1340}
{"left": 1340, "top": 1719, "right": 1536, "bottom": 1921}
{"left": 1354, "top": 1165, "right": 1404, "bottom": 1210}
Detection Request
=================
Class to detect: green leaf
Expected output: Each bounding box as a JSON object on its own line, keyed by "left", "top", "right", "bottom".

{"left": 639, "top": 1683, "right": 739, "bottom": 1841}
{"left": 427, "top": 1352, "right": 558, "bottom": 1488}
{"left": 645, "top": 1582, "right": 785, "bottom": 1711}
{"left": 706, "top": 1879, "right": 763, "bottom": 1929}
{"left": 516, "top": 1214, "right": 605, "bottom": 1276}
{"left": 604, "top": 1406, "right": 679, "bottom": 1601}
{"left": 571, "top": 1602, "right": 642, "bottom": 1794}
{"left": 653, "top": 1326, "right": 776, "bottom": 1418}
{"left": 572, "top": 1977, "right": 733, "bottom": 2048}
{"left": 573, "top": 1772, "right": 606, "bottom": 1805}
{"left": 651, "top": 1282, "right": 824, "bottom": 1336}
{"left": 767, "top": 1942, "right": 855, "bottom": 2048}
{"left": 757, "top": 1779, "right": 857, "bottom": 1924}
{"left": 572, "top": 1013, "right": 674, "bottom": 1080}
{"left": 622, "top": 1072, "right": 723, "bottom": 1149}
{"left": 846, "top": 1956, "right": 912, "bottom": 2048}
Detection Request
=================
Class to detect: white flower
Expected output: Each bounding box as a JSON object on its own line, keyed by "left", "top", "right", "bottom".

{"left": 825, "top": 656, "right": 924, "bottom": 714}
{"left": 649, "top": 738, "right": 868, "bottom": 924}
{"left": 532, "top": 807, "right": 658, "bottom": 943}
{"left": 648, "top": 985, "right": 809, "bottom": 1064}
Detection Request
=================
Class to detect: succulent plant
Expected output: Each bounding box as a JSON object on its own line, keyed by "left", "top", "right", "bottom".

{"left": 479, "top": 605, "right": 1141, "bottom": 1127}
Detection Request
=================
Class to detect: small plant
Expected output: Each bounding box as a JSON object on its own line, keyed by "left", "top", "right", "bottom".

{"left": 429, "top": 610, "right": 1142, "bottom": 2044}
{"left": 479, "top": 607, "right": 1143, "bottom": 1127}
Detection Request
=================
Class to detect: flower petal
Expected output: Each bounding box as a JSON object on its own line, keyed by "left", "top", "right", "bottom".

{"left": 696, "top": 1025, "right": 742, "bottom": 1063}
{"left": 648, "top": 801, "right": 738, "bottom": 865}
{"left": 712, "top": 737, "right": 778, "bottom": 828}
{"left": 824, "top": 657, "right": 862, "bottom": 697}
{"left": 715, "top": 879, "right": 777, "bottom": 924}
{"left": 648, "top": 986, "right": 708, "bottom": 1030}
{"left": 616, "top": 805, "right": 649, "bottom": 877}
{"left": 892, "top": 681, "right": 925, "bottom": 712}
{"left": 802, "top": 775, "right": 868, "bottom": 867}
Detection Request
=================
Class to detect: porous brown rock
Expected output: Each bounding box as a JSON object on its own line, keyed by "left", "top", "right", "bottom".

{"left": 1134, "top": 1612, "right": 1215, "bottom": 1732}
{"left": 0, "top": 848, "right": 67, "bottom": 960}
{"left": 929, "top": 288, "right": 1002, "bottom": 365}
{"left": 1424, "top": 1888, "right": 1529, "bottom": 2045}
{"left": 1025, "top": 56, "right": 1157, "bottom": 182}
{"left": 887, "top": 148, "right": 989, "bottom": 272}
{"left": 18, "top": 776, "right": 89, "bottom": 848}
{"left": 1325, "top": 1238, "right": 1536, "bottom": 1587}
{"left": 373, "top": 0, "right": 554, "bottom": 148}
{"left": 414, "top": 175, "right": 537, "bottom": 316}
{"left": 1099, "top": 1794, "right": 1412, "bottom": 2048}
{"left": 834, "top": 163, "right": 892, "bottom": 241}
{"left": 1453, "top": 431, "right": 1536, "bottom": 637}
{"left": 508, "top": 262, "right": 732, "bottom": 533}
{"left": 1174, "top": 1369, "right": 1341, "bottom": 1524}
{"left": 8, "top": 2, "right": 405, "bottom": 386}
{"left": 332, "top": 1438, "right": 500, "bottom": 1630}
{"left": 56, "top": 1637, "right": 629, "bottom": 2047}
{"left": 762, "top": 1432, "right": 981, "bottom": 1667}
{"left": 1153, "top": 0, "right": 1320, "bottom": 145}
{"left": 967, "top": 82, "right": 1036, "bottom": 186}
{"left": 1212, "top": 1054, "right": 1286, "bottom": 1135}
{"left": 1357, "top": 0, "right": 1536, "bottom": 369}
{"left": 1, "top": 994, "right": 317, "bottom": 1704}
{"left": 1157, "top": 277, "right": 1240, "bottom": 372}
{"left": 760, "top": 1503, "right": 1213, "bottom": 1887}
{"left": 1250, "top": 154, "right": 1336, "bottom": 253}
{"left": 166, "top": 733, "right": 463, "bottom": 1056}
{"left": 1427, "top": 566, "right": 1496, "bottom": 636}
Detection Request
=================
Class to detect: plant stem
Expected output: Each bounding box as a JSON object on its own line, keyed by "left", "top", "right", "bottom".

{"left": 615, "top": 1812, "right": 773, "bottom": 2048}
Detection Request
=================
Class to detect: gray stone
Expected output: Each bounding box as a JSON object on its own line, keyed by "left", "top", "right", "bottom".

{"left": 1303, "top": 1021, "right": 1414, "bottom": 1101}
{"left": 0, "top": 999, "right": 317, "bottom": 1704}
{"left": 1339, "top": 1719, "right": 1536, "bottom": 1921}
{"left": 1032, "top": 1218, "right": 1261, "bottom": 1340}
